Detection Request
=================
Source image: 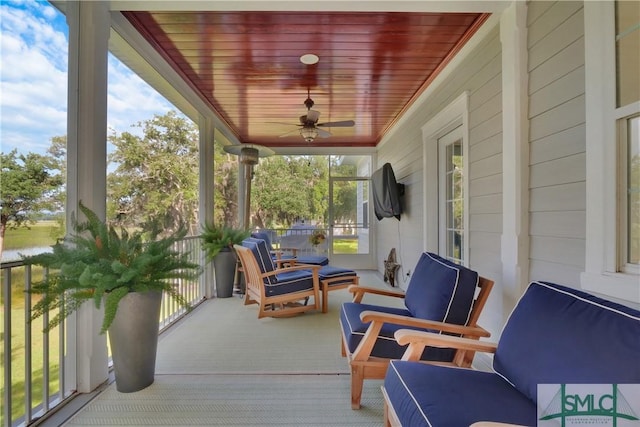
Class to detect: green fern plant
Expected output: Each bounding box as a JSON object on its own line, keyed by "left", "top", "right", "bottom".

{"left": 200, "top": 222, "right": 250, "bottom": 261}
{"left": 24, "top": 202, "right": 202, "bottom": 334}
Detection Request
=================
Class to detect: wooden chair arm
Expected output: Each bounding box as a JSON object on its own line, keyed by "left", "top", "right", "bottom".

{"left": 394, "top": 329, "right": 497, "bottom": 361}
{"left": 360, "top": 311, "right": 491, "bottom": 338}
{"left": 349, "top": 285, "right": 405, "bottom": 303}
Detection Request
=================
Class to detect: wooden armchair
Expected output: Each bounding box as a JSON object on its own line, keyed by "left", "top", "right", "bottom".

{"left": 235, "top": 241, "right": 320, "bottom": 318}
{"left": 339, "top": 252, "right": 494, "bottom": 409}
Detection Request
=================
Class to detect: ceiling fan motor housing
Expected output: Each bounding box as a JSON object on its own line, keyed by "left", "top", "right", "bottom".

{"left": 304, "top": 97, "right": 314, "bottom": 110}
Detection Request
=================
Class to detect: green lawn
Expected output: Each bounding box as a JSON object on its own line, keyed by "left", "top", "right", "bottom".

{"left": 332, "top": 238, "right": 358, "bottom": 254}
{"left": 3, "top": 221, "right": 61, "bottom": 250}
{"left": 2, "top": 222, "right": 62, "bottom": 425}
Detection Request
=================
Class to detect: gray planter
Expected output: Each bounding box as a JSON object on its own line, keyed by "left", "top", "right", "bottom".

{"left": 213, "top": 248, "right": 237, "bottom": 298}
{"left": 108, "top": 290, "right": 162, "bottom": 393}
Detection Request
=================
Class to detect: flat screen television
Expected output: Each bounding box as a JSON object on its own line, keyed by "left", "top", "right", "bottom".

{"left": 371, "top": 163, "right": 404, "bottom": 221}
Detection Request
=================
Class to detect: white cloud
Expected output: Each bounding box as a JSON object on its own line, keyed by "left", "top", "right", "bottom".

{"left": 1, "top": 1, "right": 178, "bottom": 156}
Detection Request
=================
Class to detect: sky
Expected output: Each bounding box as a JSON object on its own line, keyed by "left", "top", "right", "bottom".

{"left": 0, "top": 0, "right": 176, "bottom": 156}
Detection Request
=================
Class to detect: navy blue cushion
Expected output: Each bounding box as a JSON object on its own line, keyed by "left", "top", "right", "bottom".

{"left": 266, "top": 270, "right": 315, "bottom": 297}
{"left": 494, "top": 280, "right": 640, "bottom": 402}
{"left": 242, "top": 238, "right": 277, "bottom": 284}
{"left": 404, "top": 252, "right": 478, "bottom": 325}
{"left": 340, "top": 302, "right": 456, "bottom": 361}
{"left": 251, "top": 232, "right": 274, "bottom": 250}
{"left": 318, "top": 265, "right": 356, "bottom": 286}
{"left": 297, "top": 255, "right": 329, "bottom": 266}
{"left": 384, "top": 361, "right": 537, "bottom": 427}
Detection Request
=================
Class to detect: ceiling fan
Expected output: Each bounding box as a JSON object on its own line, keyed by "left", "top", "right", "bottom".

{"left": 279, "top": 90, "right": 355, "bottom": 142}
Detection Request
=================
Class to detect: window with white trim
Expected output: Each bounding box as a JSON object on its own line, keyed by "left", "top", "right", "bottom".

{"left": 616, "top": 1, "right": 640, "bottom": 274}
{"left": 438, "top": 127, "right": 465, "bottom": 264}
{"left": 582, "top": 1, "right": 640, "bottom": 303}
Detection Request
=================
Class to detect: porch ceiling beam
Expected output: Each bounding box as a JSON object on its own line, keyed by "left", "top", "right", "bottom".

{"left": 108, "top": 1, "right": 510, "bottom": 14}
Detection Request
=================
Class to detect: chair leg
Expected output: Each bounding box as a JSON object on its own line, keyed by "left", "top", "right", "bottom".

{"left": 322, "top": 284, "right": 329, "bottom": 313}
{"left": 351, "top": 365, "right": 364, "bottom": 409}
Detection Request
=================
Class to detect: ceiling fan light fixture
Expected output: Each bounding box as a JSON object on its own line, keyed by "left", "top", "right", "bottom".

{"left": 300, "top": 53, "right": 319, "bottom": 65}
{"left": 300, "top": 127, "right": 318, "bottom": 142}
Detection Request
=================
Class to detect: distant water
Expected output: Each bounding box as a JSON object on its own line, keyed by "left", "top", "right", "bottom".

{"left": 1, "top": 247, "right": 52, "bottom": 263}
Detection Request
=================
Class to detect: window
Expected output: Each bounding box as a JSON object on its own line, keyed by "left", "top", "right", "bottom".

{"left": 616, "top": 1, "right": 640, "bottom": 274}
{"left": 583, "top": 1, "right": 640, "bottom": 302}
{"left": 422, "top": 92, "right": 469, "bottom": 263}
{"left": 439, "top": 128, "right": 465, "bottom": 264}
{"left": 620, "top": 114, "right": 639, "bottom": 272}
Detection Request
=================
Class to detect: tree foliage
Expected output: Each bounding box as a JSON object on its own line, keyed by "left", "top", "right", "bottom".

{"left": 212, "top": 141, "right": 240, "bottom": 227}
{"left": 0, "top": 149, "right": 63, "bottom": 257}
{"left": 252, "top": 156, "right": 329, "bottom": 228}
{"left": 107, "top": 111, "right": 200, "bottom": 236}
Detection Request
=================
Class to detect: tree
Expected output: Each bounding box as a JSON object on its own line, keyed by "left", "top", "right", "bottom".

{"left": 252, "top": 155, "right": 330, "bottom": 228}
{"left": 46, "top": 135, "right": 68, "bottom": 240}
{"left": 107, "top": 111, "right": 200, "bottom": 236}
{"left": 0, "top": 149, "right": 63, "bottom": 258}
{"left": 213, "top": 141, "right": 240, "bottom": 227}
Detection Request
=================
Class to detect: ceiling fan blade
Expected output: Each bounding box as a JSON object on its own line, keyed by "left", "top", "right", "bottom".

{"left": 317, "top": 128, "right": 332, "bottom": 138}
{"left": 317, "top": 120, "right": 355, "bottom": 128}
{"left": 306, "top": 109, "right": 320, "bottom": 123}
{"left": 279, "top": 127, "right": 302, "bottom": 138}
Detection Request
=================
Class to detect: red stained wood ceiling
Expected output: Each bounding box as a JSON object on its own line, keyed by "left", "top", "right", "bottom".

{"left": 123, "top": 11, "right": 488, "bottom": 148}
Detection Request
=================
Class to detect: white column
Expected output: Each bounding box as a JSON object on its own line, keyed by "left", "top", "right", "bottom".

{"left": 199, "top": 115, "right": 216, "bottom": 298}
{"left": 65, "top": 1, "right": 110, "bottom": 393}
{"left": 500, "top": 1, "right": 530, "bottom": 309}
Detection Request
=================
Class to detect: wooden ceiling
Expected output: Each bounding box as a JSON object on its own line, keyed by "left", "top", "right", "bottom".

{"left": 123, "top": 11, "right": 488, "bottom": 148}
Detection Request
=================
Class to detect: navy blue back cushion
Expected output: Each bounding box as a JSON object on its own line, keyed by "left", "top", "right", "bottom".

{"left": 494, "top": 281, "right": 640, "bottom": 403}
{"left": 404, "top": 252, "right": 478, "bottom": 325}
{"left": 242, "top": 238, "right": 277, "bottom": 284}
{"left": 251, "top": 232, "right": 274, "bottom": 251}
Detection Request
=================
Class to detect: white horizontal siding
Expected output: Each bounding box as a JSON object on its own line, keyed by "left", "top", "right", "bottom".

{"left": 530, "top": 235, "right": 585, "bottom": 267}
{"left": 529, "top": 66, "right": 584, "bottom": 118}
{"left": 529, "top": 37, "right": 584, "bottom": 93}
{"left": 527, "top": 2, "right": 585, "bottom": 288}
{"left": 530, "top": 124, "right": 585, "bottom": 165}
{"left": 470, "top": 193, "right": 503, "bottom": 215}
{"left": 530, "top": 182, "right": 586, "bottom": 212}
{"left": 529, "top": 211, "right": 585, "bottom": 239}
{"left": 530, "top": 153, "right": 586, "bottom": 188}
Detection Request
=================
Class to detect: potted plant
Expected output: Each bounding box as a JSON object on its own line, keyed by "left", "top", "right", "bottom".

{"left": 24, "top": 202, "right": 201, "bottom": 393}
{"left": 200, "top": 223, "right": 250, "bottom": 297}
{"left": 309, "top": 229, "right": 327, "bottom": 253}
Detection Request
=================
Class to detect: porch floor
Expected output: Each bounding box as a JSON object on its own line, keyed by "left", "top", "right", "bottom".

{"left": 57, "top": 270, "right": 402, "bottom": 426}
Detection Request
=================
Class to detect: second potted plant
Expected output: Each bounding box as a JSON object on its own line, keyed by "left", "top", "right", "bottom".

{"left": 201, "top": 223, "right": 250, "bottom": 297}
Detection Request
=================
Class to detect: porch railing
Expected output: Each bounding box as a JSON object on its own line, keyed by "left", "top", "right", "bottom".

{"left": 0, "top": 236, "right": 204, "bottom": 427}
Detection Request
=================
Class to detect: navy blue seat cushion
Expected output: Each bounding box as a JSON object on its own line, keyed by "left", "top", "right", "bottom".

{"left": 340, "top": 302, "right": 456, "bottom": 361}
{"left": 404, "top": 252, "right": 478, "bottom": 325}
{"left": 494, "top": 281, "right": 640, "bottom": 403}
{"left": 384, "top": 361, "right": 537, "bottom": 427}
{"left": 318, "top": 265, "right": 356, "bottom": 286}
{"left": 266, "top": 270, "right": 315, "bottom": 297}
{"left": 297, "top": 254, "right": 329, "bottom": 266}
